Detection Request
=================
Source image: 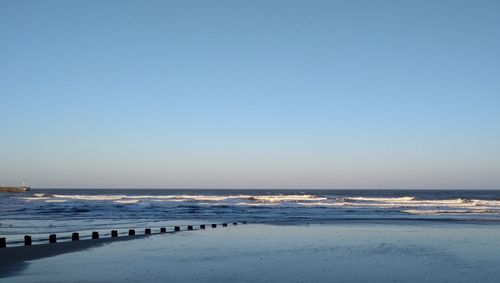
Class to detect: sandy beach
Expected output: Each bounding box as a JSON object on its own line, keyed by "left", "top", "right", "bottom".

{"left": 2, "top": 0, "right": 499, "bottom": 281}
{"left": 0, "top": 232, "right": 153, "bottom": 277}
{"left": 2, "top": 222, "right": 500, "bottom": 282}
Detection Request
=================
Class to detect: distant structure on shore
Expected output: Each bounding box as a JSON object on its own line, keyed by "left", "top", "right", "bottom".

{"left": 0, "top": 180, "right": 30, "bottom": 192}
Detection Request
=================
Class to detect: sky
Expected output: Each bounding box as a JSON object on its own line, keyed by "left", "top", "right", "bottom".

{"left": 0, "top": 0, "right": 499, "bottom": 189}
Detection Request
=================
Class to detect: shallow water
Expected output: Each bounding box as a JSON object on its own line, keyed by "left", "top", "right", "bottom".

{"left": 3, "top": 223, "right": 500, "bottom": 283}
{"left": 2, "top": 189, "right": 500, "bottom": 245}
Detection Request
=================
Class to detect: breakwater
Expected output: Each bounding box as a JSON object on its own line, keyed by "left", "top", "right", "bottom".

{"left": 0, "top": 187, "right": 30, "bottom": 193}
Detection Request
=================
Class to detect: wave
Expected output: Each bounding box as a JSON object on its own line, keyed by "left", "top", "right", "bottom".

{"left": 242, "top": 195, "right": 327, "bottom": 203}
{"left": 23, "top": 193, "right": 500, "bottom": 205}
{"left": 402, "top": 209, "right": 500, "bottom": 215}
{"left": 345, "top": 196, "right": 416, "bottom": 202}
{"left": 45, "top": 194, "right": 327, "bottom": 203}
{"left": 3, "top": 191, "right": 500, "bottom": 240}
{"left": 52, "top": 194, "right": 127, "bottom": 201}
{"left": 114, "top": 199, "right": 140, "bottom": 204}
{"left": 16, "top": 193, "right": 500, "bottom": 216}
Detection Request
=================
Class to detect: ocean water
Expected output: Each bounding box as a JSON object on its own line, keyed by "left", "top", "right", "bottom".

{"left": 1, "top": 189, "right": 500, "bottom": 245}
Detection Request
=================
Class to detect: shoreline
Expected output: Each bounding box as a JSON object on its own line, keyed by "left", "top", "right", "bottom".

{"left": 3, "top": 218, "right": 500, "bottom": 247}
{"left": 2, "top": 223, "right": 500, "bottom": 282}
{"left": 0, "top": 233, "right": 156, "bottom": 278}
{"left": 2, "top": 220, "right": 499, "bottom": 273}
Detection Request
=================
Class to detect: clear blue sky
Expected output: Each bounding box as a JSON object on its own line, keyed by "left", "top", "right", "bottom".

{"left": 1, "top": 0, "right": 499, "bottom": 189}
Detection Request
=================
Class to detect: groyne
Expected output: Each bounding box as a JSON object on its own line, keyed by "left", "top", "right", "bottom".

{"left": 0, "top": 222, "right": 246, "bottom": 249}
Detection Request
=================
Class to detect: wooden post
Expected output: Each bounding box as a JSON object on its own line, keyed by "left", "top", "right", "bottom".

{"left": 129, "top": 229, "right": 135, "bottom": 236}
{"left": 24, "top": 235, "right": 32, "bottom": 246}
{"left": 160, "top": 227, "right": 166, "bottom": 233}
{"left": 49, "top": 234, "right": 57, "bottom": 243}
{"left": 92, "top": 232, "right": 99, "bottom": 239}
{"left": 200, "top": 224, "right": 206, "bottom": 229}
{"left": 145, "top": 228, "right": 151, "bottom": 234}
{"left": 174, "top": 226, "right": 180, "bottom": 231}
{"left": 0, "top": 237, "right": 6, "bottom": 248}
{"left": 72, "top": 233, "right": 79, "bottom": 241}
{"left": 212, "top": 224, "right": 217, "bottom": 228}
{"left": 111, "top": 230, "right": 118, "bottom": 237}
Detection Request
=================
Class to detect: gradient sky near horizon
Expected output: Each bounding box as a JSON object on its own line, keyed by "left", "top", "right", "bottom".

{"left": 1, "top": 0, "right": 499, "bottom": 189}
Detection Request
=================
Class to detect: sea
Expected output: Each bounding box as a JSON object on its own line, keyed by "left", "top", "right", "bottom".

{"left": 2, "top": 189, "right": 500, "bottom": 246}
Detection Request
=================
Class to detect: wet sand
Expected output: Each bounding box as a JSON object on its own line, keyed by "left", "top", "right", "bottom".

{"left": 2, "top": 223, "right": 500, "bottom": 282}
{"left": 0, "top": 233, "right": 152, "bottom": 277}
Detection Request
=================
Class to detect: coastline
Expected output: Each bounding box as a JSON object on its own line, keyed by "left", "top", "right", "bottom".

{"left": 2, "top": 222, "right": 500, "bottom": 282}
{"left": 0, "top": 233, "right": 152, "bottom": 277}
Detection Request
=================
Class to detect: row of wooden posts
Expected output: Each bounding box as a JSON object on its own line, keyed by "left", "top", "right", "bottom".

{"left": 0, "top": 222, "right": 243, "bottom": 248}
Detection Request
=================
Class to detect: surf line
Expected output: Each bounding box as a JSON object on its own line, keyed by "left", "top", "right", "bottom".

{"left": 0, "top": 222, "right": 246, "bottom": 248}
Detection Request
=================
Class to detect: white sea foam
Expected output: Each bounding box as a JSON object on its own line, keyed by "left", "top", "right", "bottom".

{"left": 341, "top": 197, "right": 500, "bottom": 208}
{"left": 47, "top": 194, "right": 327, "bottom": 203}
{"left": 5, "top": 191, "right": 500, "bottom": 242}
{"left": 17, "top": 193, "right": 500, "bottom": 216}
{"left": 52, "top": 194, "right": 127, "bottom": 201}
{"left": 114, "top": 199, "right": 140, "bottom": 204}
{"left": 243, "top": 195, "right": 327, "bottom": 203}
{"left": 300, "top": 202, "right": 349, "bottom": 207}
{"left": 346, "top": 196, "right": 416, "bottom": 202}
{"left": 402, "top": 209, "right": 499, "bottom": 215}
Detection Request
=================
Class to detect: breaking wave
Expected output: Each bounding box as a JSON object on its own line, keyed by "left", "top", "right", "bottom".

{"left": 2, "top": 189, "right": 500, "bottom": 243}
{"left": 17, "top": 192, "right": 500, "bottom": 216}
